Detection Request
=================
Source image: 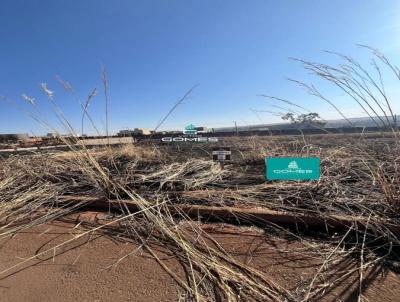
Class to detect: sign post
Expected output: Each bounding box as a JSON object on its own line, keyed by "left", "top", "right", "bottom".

{"left": 212, "top": 147, "right": 231, "bottom": 169}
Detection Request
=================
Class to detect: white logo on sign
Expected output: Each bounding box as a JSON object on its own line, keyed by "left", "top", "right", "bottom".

{"left": 288, "top": 161, "right": 299, "bottom": 169}
{"left": 272, "top": 159, "right": 314, "bottom": 175}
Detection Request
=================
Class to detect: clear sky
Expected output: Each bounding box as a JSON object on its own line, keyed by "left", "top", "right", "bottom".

{"left": 1, "top": 0, "right": 400, "bottom": 135}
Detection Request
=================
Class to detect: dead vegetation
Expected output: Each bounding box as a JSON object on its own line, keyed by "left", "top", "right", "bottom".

{"left": 1, "top": 46, "right": 399, "bottom": 301}
{"left": 0, "top": 133, "right": 399, "bottom": 301}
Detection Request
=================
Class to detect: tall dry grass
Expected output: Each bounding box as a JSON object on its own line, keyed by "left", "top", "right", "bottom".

{"left": 0, "top": 47, "right": 400, "bottom": 301}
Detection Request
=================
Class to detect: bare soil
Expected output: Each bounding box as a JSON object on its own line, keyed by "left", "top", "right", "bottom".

{"left": 0, "top": 215, "right": 399, "bottom": 302}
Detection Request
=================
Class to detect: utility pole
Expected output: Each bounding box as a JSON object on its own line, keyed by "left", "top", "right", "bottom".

{"left": 234, "top": 121, "right": 238, "bottom": 136}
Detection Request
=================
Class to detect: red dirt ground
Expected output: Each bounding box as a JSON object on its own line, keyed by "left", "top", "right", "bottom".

{"left": 0, "top": 214, "right": 399, "bottom": 302}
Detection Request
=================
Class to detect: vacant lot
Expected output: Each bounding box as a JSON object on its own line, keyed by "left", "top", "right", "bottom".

{"left": 0, "top": 133, "right": 399, "bottom": 301}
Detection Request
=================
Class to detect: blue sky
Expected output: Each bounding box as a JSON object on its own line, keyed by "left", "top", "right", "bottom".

{"left": 1, "top": 0, "right": 400, "bottom": 135}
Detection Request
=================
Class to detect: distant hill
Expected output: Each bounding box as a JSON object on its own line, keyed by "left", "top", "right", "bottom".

{"left": 325, "top": 115, "right": 399, "bottom": 128}
{"left": 213, "top": 115, "right": 399, "bottom": 132}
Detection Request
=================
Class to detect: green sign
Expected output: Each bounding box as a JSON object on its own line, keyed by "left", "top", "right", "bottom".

{"left": 183, "top": 124, "right": 198, "bottom": 135}
{"left": 266, "top": 157, "right": 320, "bottom": 180}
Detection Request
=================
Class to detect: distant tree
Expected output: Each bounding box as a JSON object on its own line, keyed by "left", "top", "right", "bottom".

{"left": 282, "top": 112, "right": 326, "bottom": 127}
{"left": 281, "top": 113, "right": 295, "bottom": 123}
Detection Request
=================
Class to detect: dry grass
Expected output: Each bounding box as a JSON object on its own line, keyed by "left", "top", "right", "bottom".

{"left": 1, "top": 45, "right": 399, "bottom": 301}
{"left": 0, "top": 133, "right": 399, "bottom": 301}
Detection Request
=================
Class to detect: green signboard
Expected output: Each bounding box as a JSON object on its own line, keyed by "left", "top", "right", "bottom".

{"left": 266, "top": 157, "right": 320, "bottom": 180}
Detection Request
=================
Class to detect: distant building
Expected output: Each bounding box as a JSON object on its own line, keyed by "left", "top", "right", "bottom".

{"left": 118, "top": 128, "right": 152, "bottom": 136}
{"left": 195, "top": 126, "right": 213, "bottom": 133}
{"left": 0, "top": 133, "right": 29, "bottom": 143}
{"left": 133, "top": 128, "right": 152, "bottom": 135}
{"left": 118, "top": 130, "right": 134, "bottom": 136}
